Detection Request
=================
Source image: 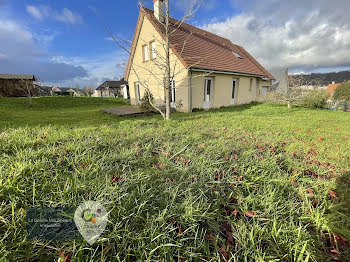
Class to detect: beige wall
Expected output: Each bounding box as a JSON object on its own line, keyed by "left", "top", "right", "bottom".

{"left": 127, "top": 15, "right": 190, "bottom": 112}
{"left": 190, "top": 71, "right": 271, "bottom": 109}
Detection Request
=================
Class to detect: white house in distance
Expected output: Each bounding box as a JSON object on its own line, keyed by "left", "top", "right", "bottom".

{"left": 94, "top": 79, "right": 129, "bottom": 98}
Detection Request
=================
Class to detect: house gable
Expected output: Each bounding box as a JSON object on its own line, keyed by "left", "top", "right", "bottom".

{"left": 125, "top": 8, "right": 187, "bottom": 81}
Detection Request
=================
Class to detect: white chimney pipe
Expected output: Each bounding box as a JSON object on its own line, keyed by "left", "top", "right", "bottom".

{"left": 153, "top": 0, "right": 164, "bottom": 23}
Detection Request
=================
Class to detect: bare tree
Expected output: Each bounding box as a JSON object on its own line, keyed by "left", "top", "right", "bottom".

{"left": 94, "top": 0, "right": 204, "bottom": 120}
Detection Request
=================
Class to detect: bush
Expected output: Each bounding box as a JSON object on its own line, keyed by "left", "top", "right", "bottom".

{"left": 140, "top": 90, "right": 155, "bottom": 112}
{"left": 301, "top": 90, "right": 330, "bottom": 109}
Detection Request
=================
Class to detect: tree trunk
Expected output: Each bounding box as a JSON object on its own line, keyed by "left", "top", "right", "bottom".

{"left": 164, "top": 0, "right": 171, "bottom": 120}
{"left": 287, "top": 101, "right": 291, "bottom": 109}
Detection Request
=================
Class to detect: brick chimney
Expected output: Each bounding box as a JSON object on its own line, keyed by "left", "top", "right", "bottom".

{"left": 153, "top": 0, "right": 164, "bottom": 23}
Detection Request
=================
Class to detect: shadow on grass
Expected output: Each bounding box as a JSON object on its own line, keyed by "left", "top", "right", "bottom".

{"left": 326, "top": 171, "right": 350, "bottom": 260}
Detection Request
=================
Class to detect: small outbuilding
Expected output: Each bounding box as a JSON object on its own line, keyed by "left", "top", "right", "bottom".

{"left": 0, "top": 74, "right": 37, "bottom": 97}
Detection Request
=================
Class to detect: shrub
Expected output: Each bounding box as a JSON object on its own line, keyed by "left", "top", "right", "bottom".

{"left": 140, "top": 90, "right": 155, "bottom": 112}
{"left": 301, "top": 90, "right": 330, "bottom": 109}
{"left": 334, "top": 81, "right": 350, "bottom": 102}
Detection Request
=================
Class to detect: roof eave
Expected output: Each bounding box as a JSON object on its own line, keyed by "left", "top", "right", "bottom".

{"left": 189, "top": 67, "right": 273, "bottom": 80}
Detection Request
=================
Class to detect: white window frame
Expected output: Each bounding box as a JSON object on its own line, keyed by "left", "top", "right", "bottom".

{"left": 143, "top": 45, "right": 149, "bottom": 62}
{"left": 170, "top": 79, "right": 176, "bottom": 108}
{"left": 261, "top": 86, "right": 269, "bottom": 97}
{"left": 151, "top": 41, "right": 157, "bottom": 59}
{"left": 204, "top": 77, "right": 214, "bottom": 109}
{"left": 135, "top": 82, "right": 141, "bottom": 102}
{"left": 231, "top": 78, "right": 238, "bottom": 104}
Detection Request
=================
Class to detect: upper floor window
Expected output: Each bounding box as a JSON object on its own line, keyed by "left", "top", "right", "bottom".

{"left": 143, "top": 44, "right": 149, "bottom": 62}
{"left": 150, "top": 41, "right": 157, "bottom": 59}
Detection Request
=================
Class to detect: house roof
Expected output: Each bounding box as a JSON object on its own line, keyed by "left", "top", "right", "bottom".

{"left": 0, "top": 74, "right": 36, "bottom": 80}
{"left": 326, "top": 83, "right": 340, "bottom": 94}
{"left": 97, "top": 79, "right": 128, "bottom": 90}
{"left": 125, "top": 8, "right": 274, "bottom": 80}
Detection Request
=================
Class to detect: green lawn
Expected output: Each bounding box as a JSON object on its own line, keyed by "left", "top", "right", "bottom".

{"left": 0, "top": 97, "right": 349, "bottom": 261}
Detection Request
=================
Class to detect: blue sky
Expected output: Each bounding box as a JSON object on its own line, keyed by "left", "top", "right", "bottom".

{"left": 0, "top": 0, "right": 350, "bottom": 87}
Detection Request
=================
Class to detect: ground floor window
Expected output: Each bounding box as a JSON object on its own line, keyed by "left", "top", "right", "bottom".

{"left": 261, "top": 86, "right": 269, "bottom": 96}
{"left": 204, "top": 78, "right": 212, "bottom": 102}
{"left": 231, "top": 79, "right": 238, "bottom": 104}
{"left": 170, "top": 80, "right": 175, "bottom": 103}
{"left": 135, "top": 82, "right": 141, "bottom": 102}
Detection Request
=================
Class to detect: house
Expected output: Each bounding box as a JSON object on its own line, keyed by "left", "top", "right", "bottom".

{"left": 124, "top": 1, "right": 275, "bottom": 112}
{"left": 95, "top": 79, "right": 129, "bottom": 98}
{"left": 0, "top": 74, "right": 37, "bottom": 97}
{"left": 51, "top": 87, "right": 83, "bottom": 96}
{"left": 326, "top": 82, "right": 341, "bottom": 96}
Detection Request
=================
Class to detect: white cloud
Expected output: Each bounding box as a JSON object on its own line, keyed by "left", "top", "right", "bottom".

{"left": 0, "top": 19, "right": 88, "bottom": 82}
{"left": 54, "top": 8, "right": 83, "bottom": 24}
{"left": 201, "top": 0, "right": 350, "bottom": 72}
{"left": 50, "top": 51, "right": 128, "bottom": 87}
{"left": 26, "top": 5, "right": 83, "bottom": 24}
{"left": 26, "top": 5, "right": 43, "bottom": 20}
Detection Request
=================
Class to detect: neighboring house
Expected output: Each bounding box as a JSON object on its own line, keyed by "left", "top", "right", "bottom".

{"left": 95, "top": 79, "right": 129, "bottom": 98}
{"left": 0, "top": 74, "right": 37, "bottom": 97}
{"left": 51, "top": 87, "right": 83, "bottom": 96}
{"left": 124, "top": 1, "right": 275, "bottom": 112}
{"left": 326, "top": 82, "right": 341, "bottom": 96}
{"left": 36, "top": 85, "right": 52, "bottom": 96}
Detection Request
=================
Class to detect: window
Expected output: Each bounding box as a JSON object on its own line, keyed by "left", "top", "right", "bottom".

{"left": 232, "top": 79, "right": 237, "bottom": 99}
{"left": 143, "top": 45, "right": 149, "bottom": 62}
{"left": 204, "top": 79, "right": 212, "bottom": 102}
{"left": 249, "top": 78, "right": 253, "bottom": 91}
{"left": 170, "top": 80, "right": 175, "bottom": 103}
{"left": 261, "top": 86, "right": 269, "bottom": 96}
{"left": 135, "top": 82, "right": 141, "bottom": 102}
{"left": 232, "top": 51, "right": 242, "bottom": 59}
{"left": 150, "top": 41, "right": 157, "bottom": 59}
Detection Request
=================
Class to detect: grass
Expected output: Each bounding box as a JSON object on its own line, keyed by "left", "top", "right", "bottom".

{"left": 0, "top": 97, "right": 349, "bottom": 261}
{"left": 0, "top": 96, "right": 129, "bottom": 128}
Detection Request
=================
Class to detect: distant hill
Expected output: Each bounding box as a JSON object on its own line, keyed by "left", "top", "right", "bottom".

{"left": 289, "top": 71, "right": 350, "bottom": 86}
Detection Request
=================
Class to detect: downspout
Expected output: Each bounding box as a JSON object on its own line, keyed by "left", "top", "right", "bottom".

{"left": 189, "top": 69, "right": 193, "bottom": 112}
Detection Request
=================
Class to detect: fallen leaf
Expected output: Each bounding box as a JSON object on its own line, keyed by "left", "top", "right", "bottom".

{"left": 223, "top": 156, "right": 230, "bottom": 161}
{"left": 81, "top": 164, "right": 87, "bottom": 169}
{"left": 330, "top": 249, "right": 341, "bottom": 255}
{"left": 318, "top": 137, "right": 324, "bottom": 141}
{"left": 111, "top": 175, "right": 123, "bottom": 183}
{"left": 164, "top": 177, "right": 175, "bottom": 183}
{"left": 199, "top": 143, "right": 206, "bottom": 148}
{"left": 219, "top": 247, "right": 228, "bottom": 259}
{"left": 152, "top": 163, "right": 165, "bottom": 169}
{"left": 306, "top": 188, "right": 315, "bottom": 196}
{"left": 233, "top": 209, "right": 240, "bottom": 217}
{"left": 232, "top": 155, "right": 238, "bottom": 160}
{"left": 290, "top": 179, "right": 297, "bottom": 187}
{"left": 205, "top": 233, "right": 216, "bottom": 240}
{"left": 329, "top": 190, "right": 338, "bottom": 199}
{"left": 245, "top": 211, "right": 256, "bottom": 217}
